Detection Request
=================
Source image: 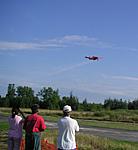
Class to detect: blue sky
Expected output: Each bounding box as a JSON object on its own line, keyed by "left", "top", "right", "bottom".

{"left": 1, "top": 0, "right": 138, "bottom": 103}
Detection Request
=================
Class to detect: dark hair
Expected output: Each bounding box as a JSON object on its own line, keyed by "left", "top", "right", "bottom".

{"left": 31, "top": 104, "right": 39, "bottom": 114}
{"left": 63, "top": 111, "right": 70, "bottom": 117}
{"left": 12, "top": 107, "right": 19, "bottom": 118}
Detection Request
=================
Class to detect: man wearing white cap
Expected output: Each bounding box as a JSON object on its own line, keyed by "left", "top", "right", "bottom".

{"left": 57, "top": 105, "right": 79, "bottom": 150}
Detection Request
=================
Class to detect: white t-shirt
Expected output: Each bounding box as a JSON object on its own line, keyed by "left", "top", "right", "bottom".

{"left": 57, "top": 116, "right": 79, "bottom": 149}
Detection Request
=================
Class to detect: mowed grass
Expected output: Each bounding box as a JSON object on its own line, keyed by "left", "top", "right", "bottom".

{"left": 1, "top": 107, "right": 138, "bottom": 131}
{"left": 78, "top": 120, "right": 138, "bottom": 131}
{"left": 1, "top": 107, "right": 138, "bottom": 149}
{"left": 43, "top": 128, "right": 138, "bottom": 150}
{"left": 0, "top": 122, "right": 138, "bottom": 150}
{"left": 0, "top": 122, "right": 8, "bottom": 150}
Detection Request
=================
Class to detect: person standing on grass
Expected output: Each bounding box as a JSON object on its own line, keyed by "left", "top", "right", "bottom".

{"left": 8, "top": 107, "right": 25, "bottom": 150}
{"left": 57, "top": 105, "right": 79, "bottom": 150}
{"left": 23, "top": 104, "right": 46, "bottom": 150}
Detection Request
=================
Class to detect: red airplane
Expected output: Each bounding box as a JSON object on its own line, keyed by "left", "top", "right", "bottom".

{"left": 85, "top": 56, "right": 100, "bottom": 61}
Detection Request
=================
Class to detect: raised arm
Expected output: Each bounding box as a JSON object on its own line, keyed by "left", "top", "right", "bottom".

{"left": 18, "top": 108, "right": 26, "bottom": 119}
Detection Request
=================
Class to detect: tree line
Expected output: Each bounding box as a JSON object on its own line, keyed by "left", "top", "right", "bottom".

{"left": 0, "top": 84, "right": 138, "bottom": 111}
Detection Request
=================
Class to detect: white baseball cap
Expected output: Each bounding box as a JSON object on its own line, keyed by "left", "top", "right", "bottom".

{"left": 63, "top": 105, "right": 72, "bottom": 112}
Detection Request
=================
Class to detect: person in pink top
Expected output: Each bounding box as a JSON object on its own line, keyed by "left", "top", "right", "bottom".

{"left": 8, "top": 107, "right": 24, "bottom": 150}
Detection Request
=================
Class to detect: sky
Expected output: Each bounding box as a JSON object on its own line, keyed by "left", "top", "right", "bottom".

{"left": 1, "top": 0, "right": 138, "bottom": 103}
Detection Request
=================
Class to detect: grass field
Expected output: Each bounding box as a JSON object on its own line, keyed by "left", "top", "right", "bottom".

{"left": 0, "top": 107, "right": 138, "bottom": 149}
{"left": 1, "top": 107, "right": 138, "bottom": 131}
{"left": 0, "top": 122, "right": 138, "bottom": 150}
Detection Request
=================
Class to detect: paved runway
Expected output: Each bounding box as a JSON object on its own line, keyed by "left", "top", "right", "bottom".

{"left": 1, "top": 114, "right": 138, "bottom": 142}
{"left": 46, "top": 121, "right": 138, "bottom": 142}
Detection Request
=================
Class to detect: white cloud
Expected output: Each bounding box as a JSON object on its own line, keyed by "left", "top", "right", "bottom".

{"left": 0, "top": 35, "right": 138, "bottom": 52}
{"left": 111, "top": 75, "right": 138, "bottom": 81}
{"left": 47, "top": 61, "right": 90, "bottom": 76}
{"left": 102, "top": 74, "right": 138, "bottom": 81}
{"left": 0, "top": 35, "right": 113, "bottom": 51}
{"left": 0, "top": 41, "right": 62, "bottom": 50}
{"left": 74, "top": 82, "right": 138, "bottom": 99}
{"left": 1, "top": 72, "right": 138, "bottom": 101}
{"left": 46, "top": 35, "right": 113, "bottom": 48}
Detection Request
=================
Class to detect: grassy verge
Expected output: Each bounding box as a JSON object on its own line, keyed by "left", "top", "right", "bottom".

{"left": 1, "top": 107, "right": 138, "bottom": 131}
{"left": 43, "top": 115, "right": 138, "bottom": 131}
{"left": 0, "top": 122, "right": 8, "bottom": 150}
{"left": 78, "top": 120, "right": 138, "bottom": 131}
{"left": 1, "top": 122, "right": 138, "bottom": 150}
{"left": 43, "top": 129, "right": 138, "bottom": 150}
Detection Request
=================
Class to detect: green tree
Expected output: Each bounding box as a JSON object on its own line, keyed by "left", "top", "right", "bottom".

{"left": 16, "top": 86, "right": 37, "bottom": 108}
{"left": 38, "top": 87, "right": 60, "bottom": 109}
{"left": 104, "top": 98, "right": 128, "bottom": 110}
{"left": 128, "top": 99, "right": 138, "bottom": 109}
{"left": 82, "top": 98, "right": 89, "bottom": 111}
{"left": 0, "top": 96, "right": 7, "bottom": 107}
{"left": 68, "top": 92, "right": 79, "bottom": 110}
{"left": 60, "top": 92, "right": 79, "bottom": 111}
{"left": 6, "top": 84, "right": 16, "bottom": 107}
{"left": 59, "top": 96, "right": 69, "bottom": 110}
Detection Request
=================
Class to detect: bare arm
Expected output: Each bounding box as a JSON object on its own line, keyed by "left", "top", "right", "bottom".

{"left": 18, "top": 108, "right": 26, "bottom": 119}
